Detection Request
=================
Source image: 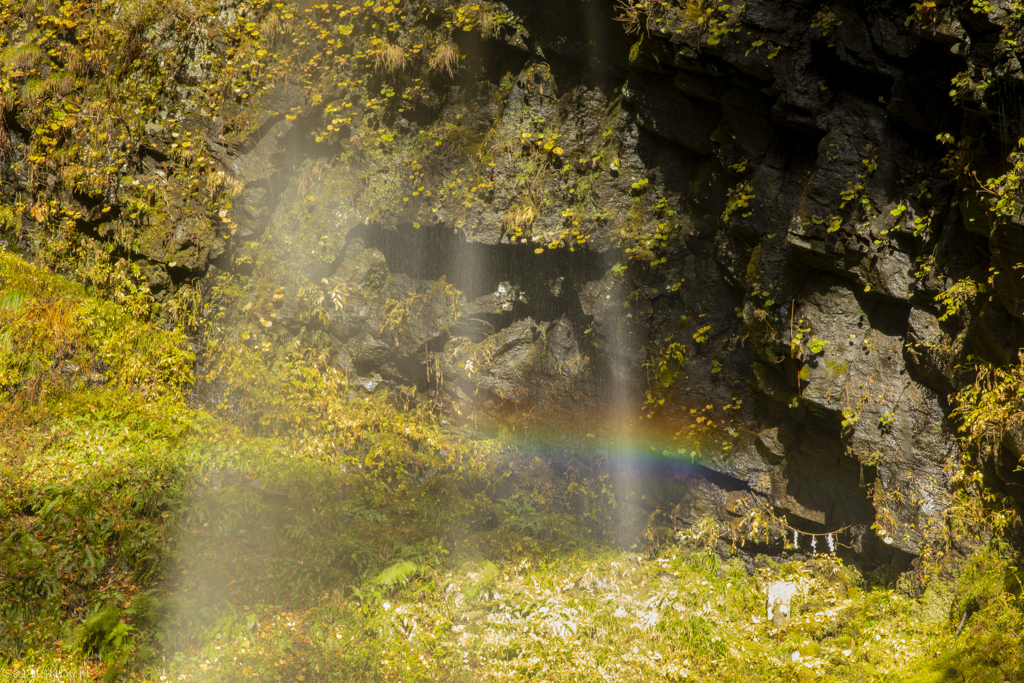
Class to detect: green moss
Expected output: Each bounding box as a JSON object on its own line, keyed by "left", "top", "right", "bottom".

{"left": 825, "top": 359, "right": 850, "bottom": 380}
{"left": 629, "top": 38, "right": 642, "bottom": 63}
{"left": 745, "top": 244, "right": 762, "bottom": 283}
{"left": 0, "top": 43, "right": 44, "bottom": 72}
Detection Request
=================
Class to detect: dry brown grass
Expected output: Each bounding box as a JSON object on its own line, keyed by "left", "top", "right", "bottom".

{"left": 65, "top": 50, "right": 92, "bottom": 77}
{"left": 429, "top": 42, "right": 459, "bottom": 78}
{"left": 502, "top": 204, "right": 535, "bottom": 239}
{"left": 375, "top": 42, "right": 407, "bottom": 73}
{"left": 261, "top": 11, "right": 283, "bottom": 46}
{"left": 477, "top": 11, "right": 501, "bottom": 38}
{"left": 45, "top": 72, "right": 76, "bottom": 98}
{"left": 683, "top": 0, "right": 709, "bottom": 23}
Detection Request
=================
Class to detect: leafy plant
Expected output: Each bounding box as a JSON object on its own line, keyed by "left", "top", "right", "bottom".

{"left": 935, "top": 277, "right": 986, "bottom": 322}
{"left": 841, "top": 407, "right": 860, "bottom": 434}
{"left": 722, "top": 181, "right": 755, "bottom": 225}
{"left": 372, "top": 560, "right": 421, "bottom": 592}
{"left": 807, "top": 337, "right": 828, "bottom": 355}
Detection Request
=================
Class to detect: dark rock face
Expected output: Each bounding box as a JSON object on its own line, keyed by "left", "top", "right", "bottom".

{"left": 5, "top": 0, "right": 1024, "bottom": 561}
{"left": 540, "top": 0, "right": 1022, "bottom": 557}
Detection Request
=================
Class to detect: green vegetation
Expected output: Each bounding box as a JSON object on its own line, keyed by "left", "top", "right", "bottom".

{"left": 617, "top": 0, "right": 743, "bottom": 45}
{"left": 2, "top": 244, "right": 1022, "bottom": 681}
{"left": 5, "top": 0, "right": 1024, "bottom": 680}
{"left": 0, "top": 251, "right": 614, "bottom": 678}
{"left": 0, "top": 0, "right": 276, "bottom": 278}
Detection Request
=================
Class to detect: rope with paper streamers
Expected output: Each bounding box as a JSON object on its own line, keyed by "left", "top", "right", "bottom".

{"left": 729, "top": 490, "right": 860, "bottom": 555}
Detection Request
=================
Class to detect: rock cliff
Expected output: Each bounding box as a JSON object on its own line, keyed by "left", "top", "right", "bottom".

{"left": 4, "top": 0, "right": 1024, "bottom": 562}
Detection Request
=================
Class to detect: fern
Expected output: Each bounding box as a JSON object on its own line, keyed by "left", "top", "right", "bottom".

{"left": 372, "top": 559, "right": 419, "bottom": 590}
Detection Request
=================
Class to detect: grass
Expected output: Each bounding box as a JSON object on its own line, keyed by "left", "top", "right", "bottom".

{"left": 1, "top": 255, "right": 1023, "bottom": 682}
{"left": 0, "top": 44, "right": 44, "bottom": 72}
{"left": 127, "top": 540, "right": 1024, "bottom": 682}
{"left": 0, "top": 655, "right": 96, "bottom": 682}
{"left": 375, "top": 42, "right": 407, "bottom": 74}
{"left": 429, "top": 42, "right": 459, "bottom": 78}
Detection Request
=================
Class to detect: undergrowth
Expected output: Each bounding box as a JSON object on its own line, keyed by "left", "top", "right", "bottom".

{"left": 1, "top": 248, "right": 1023, "bottom": 681}
{"left": 0, "top": 250, "right": 611, "bottom": 679}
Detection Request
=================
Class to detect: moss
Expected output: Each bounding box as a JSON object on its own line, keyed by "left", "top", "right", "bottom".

{"left": 0, "top": 252, "right": 194, "bottom": 397}
{"left": 0, "top": 43, "right": 44, "bottom": 72}
{"left": 745, "top": 244, "right": 762, "bottom": 283}
{"left": 629, "top": 37, "right": 642, "bottom": 63}
{"left": 825, "top": 358, "right": 850, "bottom": 381}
